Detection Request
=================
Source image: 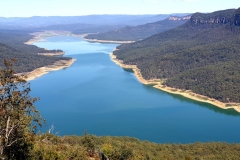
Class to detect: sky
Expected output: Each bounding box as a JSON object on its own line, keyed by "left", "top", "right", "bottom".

{"left": 0, "top": 0, "right": 239, "bottom": 17}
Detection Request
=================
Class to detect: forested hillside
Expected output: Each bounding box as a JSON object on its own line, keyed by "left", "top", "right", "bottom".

{"left": 113, "top": 8, "right": 240, "bottom": 103}
{"left": 85, "top": 15, "right": 191, "bottom": 41}
{"left": 36, "top": 23, "right": 126, "bottom": 35}
{"left": 0, "top": 29, "right": 71, "bottom": 73}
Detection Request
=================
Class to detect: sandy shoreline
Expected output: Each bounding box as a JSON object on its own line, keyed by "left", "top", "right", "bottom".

{"left": 38, "top": 52, "right": 65, "bottom": 56}
{"left": 22, "top": 31, "right": 76, "bottom": 81}
{"left": 18, "top": 59, "right": 76, "bottom": 81}
{"left": 83, "top": 37, "right": 134, "bottom": 44}
{"left": 73, "top": 33, "right": 134, "bottom": 44}
{"left": 110, "top": 53, "right": 240, "bottom": 113}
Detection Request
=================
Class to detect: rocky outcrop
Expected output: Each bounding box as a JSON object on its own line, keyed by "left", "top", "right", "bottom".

{"left": 233, "top": 8, "right": 240, "bottom": 26}
{"left": 191, "top": 16, "right": 230, "bottom": 24}
{"left": 189, "top": 9, "right": 236, "bottom": 25}
{"left": 168, "top": 15, "right": 191, "bottom": 21}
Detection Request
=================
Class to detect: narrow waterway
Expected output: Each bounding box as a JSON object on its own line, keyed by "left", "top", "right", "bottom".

{"left": 30, "top": 35, "right": 240, "bottom": 143}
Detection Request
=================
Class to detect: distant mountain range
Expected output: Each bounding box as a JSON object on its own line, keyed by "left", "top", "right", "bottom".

{"left": 0, "top": 14, "right": 190, "bottom": 32}
{"left": 85, "top": 15, "right": 191, "bottom": 41}
{"left": 113, "top": 8, "right": 240, "bottom": 103}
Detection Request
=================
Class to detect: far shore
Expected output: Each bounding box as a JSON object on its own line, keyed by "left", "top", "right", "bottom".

{"left": 75, "top": 33, "right": 135, "bottom": 44}
{"left": 24, "top": 30, "right": 72, "bottom": 45}
{"left": 22, "top": 31, "right": 76, "bottom": 81}
{"left": 83, "top": 37, "right": 135, "bottom": 44}
{"left": 110, "top": 53, "right": 240, "bottom": 113}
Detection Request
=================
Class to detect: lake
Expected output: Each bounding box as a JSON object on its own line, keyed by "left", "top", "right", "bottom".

{"left": 31, "top": 35, "right": 240, "bottom": 144}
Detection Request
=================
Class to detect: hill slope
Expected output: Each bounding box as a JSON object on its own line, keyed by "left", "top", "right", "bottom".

{"left": 85, "top": 15, "right": 191, "bottom": 41}
{"left": 0, "top": 29, "right": 71, "bottom": 73}
{"left": 113, "top": 8, "right": 240, "bottom": 103}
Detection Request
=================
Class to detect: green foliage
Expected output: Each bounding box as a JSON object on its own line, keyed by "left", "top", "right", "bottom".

{"left": 0, "top": 59, "right": 43, "bottom": 159}
{"left": 30, "top": 134, "right": 240, "bottom": 160}
{"left": 113, "top": 8, "right": 240, "bottom": 103}
{"left": 102, "top": 143, "right": 114, "bottom": 157}
{"left": 29, "top": 133, "right": 89, "bottom": 160}
{"left": 81, "top": 131, "right": 95, "bottom": 157}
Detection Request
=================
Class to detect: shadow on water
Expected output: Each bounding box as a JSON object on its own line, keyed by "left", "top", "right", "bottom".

{"left": 123, "top": 68, "right": 134, "bottom": 72}
{"left": 123, "top": 68, "right": 240, "bottom": 117}
{"left": 164, "top": 92, "right": 240, "bottom": 116}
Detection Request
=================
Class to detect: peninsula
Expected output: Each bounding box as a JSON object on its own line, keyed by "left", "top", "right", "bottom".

{"left": 18, "top": 59, "right": 75, "bottom": 81}
{"left": 23, "top": 31, "right": 76, "bottom": 81}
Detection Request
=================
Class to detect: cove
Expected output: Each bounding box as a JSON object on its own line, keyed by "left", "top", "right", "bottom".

{"left": 30, "top": 35, "right": 240, "bottom": 144}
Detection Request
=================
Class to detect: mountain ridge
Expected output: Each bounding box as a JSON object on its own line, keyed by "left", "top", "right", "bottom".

{"left": 85, "top": 15, "right": 191, "bottom": 41}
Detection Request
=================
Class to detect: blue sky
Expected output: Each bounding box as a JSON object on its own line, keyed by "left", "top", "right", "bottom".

{"left": 0, "top": 0, "right": 239, "bottom": 17}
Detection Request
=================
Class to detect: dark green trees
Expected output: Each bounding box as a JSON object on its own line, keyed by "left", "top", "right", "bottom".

{"left": 0, "top": 59, "right": 43, "bottom": 159}
{"left": 113, "top": 8, "right": 240, "bottom": 103}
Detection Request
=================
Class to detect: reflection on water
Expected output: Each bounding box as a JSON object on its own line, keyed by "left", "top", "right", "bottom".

{"left": 165, "top": 92, "right": 240, "bottom": 116}
{"left": 124, "top": 68, "right": 240, "bottom": 117}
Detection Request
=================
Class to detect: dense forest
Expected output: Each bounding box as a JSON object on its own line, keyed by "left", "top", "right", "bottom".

{"left": 113, "top": 8, "right": 240, "bottom": 103}
{"left": 85, "top": 16, "right": 191, "bottom": 41}
{"left": 0, "top": 29, "right": 71, "bottom": 73}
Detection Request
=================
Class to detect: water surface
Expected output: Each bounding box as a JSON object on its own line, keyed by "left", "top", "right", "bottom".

{"left": 31, "top": 35, "right": 240, "bottom": 143}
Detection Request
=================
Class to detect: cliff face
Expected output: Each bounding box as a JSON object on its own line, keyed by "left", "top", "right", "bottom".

{"left": 189, "top": 9, "right": 237, "bottom": 25}
{"left": 233, "top": 8, "right": 240, "bottom": 26}
{"left": 168, "top": 15, "right": 191, "bottom": 21}
{"left": 191, "top": 16, "right": 230, "bottom": 24}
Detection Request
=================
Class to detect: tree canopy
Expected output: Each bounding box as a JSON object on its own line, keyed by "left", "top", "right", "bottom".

{"left": 0, "top": 59, "right": 43, "bottom": 159}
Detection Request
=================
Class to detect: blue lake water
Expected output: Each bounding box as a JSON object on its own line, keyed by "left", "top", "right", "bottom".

{"left": 31, "top": 35, "right": 240, "bottom": 144}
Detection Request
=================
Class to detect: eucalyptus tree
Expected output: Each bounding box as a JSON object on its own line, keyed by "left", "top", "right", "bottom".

{"left": 0, "top": 59, "right": 43, "bottom": 159}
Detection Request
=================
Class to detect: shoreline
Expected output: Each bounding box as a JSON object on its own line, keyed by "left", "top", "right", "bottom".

{"left": 38, "top": 52, "right": 65, "bottom": 56}
{"left": 18, "top": 59, "right": 76, "bottom": 81}
{"left": 75, "top": 33, "right": 134, "bottom": 44}
{"left": 110, "top": 53, "right": 240, "bottom": 113}
{"left": 18, "top": 59, "right": 75, "bottom": 81}
{"left": 24, "top": 30, "right": 72, "bottom": 45}
{"left": 83, "top": 37, "right": 135, "bottom": 44}
{"left": 23, "top": 31, "right": 76, "bottom": 81}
